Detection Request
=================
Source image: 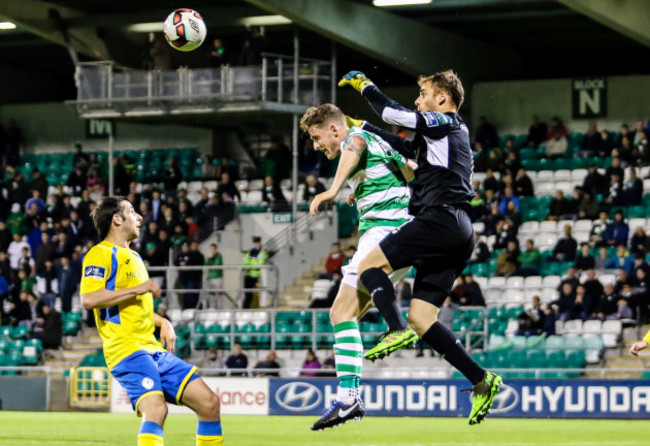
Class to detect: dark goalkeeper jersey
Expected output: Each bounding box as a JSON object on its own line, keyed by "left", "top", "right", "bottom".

{"left": 360, "top": 84, "right": 475, "bottom": 217}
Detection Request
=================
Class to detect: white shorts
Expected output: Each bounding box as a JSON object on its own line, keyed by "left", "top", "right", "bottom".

{"left": 342, "top": 225, "right": 410, "bottom": 292}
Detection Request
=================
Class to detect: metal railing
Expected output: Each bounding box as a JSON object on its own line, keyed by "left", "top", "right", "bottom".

{"left": 70, "top": 54, "right": 332, "bottom": 115}
{"left": 148, "top": 264, "right": 279, "bottom": 308}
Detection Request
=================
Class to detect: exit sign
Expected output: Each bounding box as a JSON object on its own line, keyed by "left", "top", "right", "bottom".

{"left": 272, "top": 213, "right": 293, "bottom": 224}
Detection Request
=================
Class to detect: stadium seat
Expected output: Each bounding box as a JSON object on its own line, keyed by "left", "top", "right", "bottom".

{"left": 523, "top": 276, "right": 542, "bottom": 289}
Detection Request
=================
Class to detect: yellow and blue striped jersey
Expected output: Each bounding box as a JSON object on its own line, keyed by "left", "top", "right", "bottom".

{"left": 80, "top": 240, "right": 164, "bottom": 369}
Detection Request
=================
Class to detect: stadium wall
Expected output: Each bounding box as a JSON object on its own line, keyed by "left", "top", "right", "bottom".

{"left": 471, "top": 75, "right": 650, "bottom": 135}
{"left": 0, "top": 102, "right": 212, "bottom": 154}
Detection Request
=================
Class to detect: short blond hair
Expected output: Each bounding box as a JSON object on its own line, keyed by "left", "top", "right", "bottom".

{"left": 300, "top": 103, "right": 345, "bottom": 132}
{"left": 418, "top": 70, "right": 464, "bottom": 110}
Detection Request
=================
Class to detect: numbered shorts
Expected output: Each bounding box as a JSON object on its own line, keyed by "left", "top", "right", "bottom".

{"left": 342, "top": 225, "right": 410, "bottom": 292}
{"left": 111, "top": 350, "right": 199, "bottom": 415}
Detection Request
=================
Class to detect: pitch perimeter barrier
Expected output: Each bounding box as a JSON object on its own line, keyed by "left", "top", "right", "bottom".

{"left": 269, "top": 378, "right": 650, "bottom": 419}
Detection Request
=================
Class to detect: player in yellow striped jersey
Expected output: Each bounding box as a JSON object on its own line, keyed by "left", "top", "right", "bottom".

{"left": 80, "top": 196, "right": 223, "bottom": 446}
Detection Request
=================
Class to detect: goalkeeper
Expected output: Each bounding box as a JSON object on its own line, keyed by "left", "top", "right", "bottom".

{"left": 339, "top": 70, "right": 501, "bottom": 425}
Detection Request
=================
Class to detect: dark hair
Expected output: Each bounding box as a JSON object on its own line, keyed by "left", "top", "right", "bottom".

{"left": 419, "top": 70, "right": 465, "bottom": 110}
{"left": 93, "top": 196, "right": 127, "bottom": 240}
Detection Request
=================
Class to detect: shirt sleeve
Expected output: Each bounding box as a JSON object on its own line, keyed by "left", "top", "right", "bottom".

{"left": 361, "top": 85, "right": 454, "bottom": 139}
{"left": 80, "top": 247, "right": 111, "bottom": 295}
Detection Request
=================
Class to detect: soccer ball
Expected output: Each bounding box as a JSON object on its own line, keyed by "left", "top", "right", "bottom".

{"left": 163, "top": 8, "right": 207, "bottom": 52}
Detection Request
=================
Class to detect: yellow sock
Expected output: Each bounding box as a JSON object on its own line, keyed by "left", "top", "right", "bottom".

{"left": 137, "top": 433, "right": 163, "bottom": 446}
{"left": 197, "top": 420, "right": 223, "bottom": 446}
{"left": 138, "top": 421, "right": 163, "bottom": 446}
{"left": 197, "top": 435, "right": 223, "bottom": 445}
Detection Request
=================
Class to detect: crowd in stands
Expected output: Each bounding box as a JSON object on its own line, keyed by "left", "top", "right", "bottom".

{"left": 467, "top": 115, "right": 650, "bottom": 327}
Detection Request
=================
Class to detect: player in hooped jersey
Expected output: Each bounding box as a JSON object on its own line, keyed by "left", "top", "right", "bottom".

{"left": 300, "top": 104, "right": 418, "bottom": 430}
{"left": 339, "top": 70, "right": 502, "bottom": 425}
{"left": 80, "top": 197, "right": 223, "bottom": 446}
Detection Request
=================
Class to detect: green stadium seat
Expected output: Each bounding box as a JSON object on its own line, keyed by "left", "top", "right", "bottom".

{"left": 194, "top": 334, "right": 205, "bottom": 350}
{"left": 63, "top": 320, "right": 79, "bottom": 336}
{"left": 526, "top": 335, "right": 546, "bottom": 349}
{"left": 8, "top": 340, "right": 25, "bottom": 352}
{"left": 628, "top": 205, "right": 645, "bottom": 218}
{"left": 1, "top": 326, "right": 13, "bottom": 339}
{"left": 526, "top": 350, "right": 547, "bottom": 368}
{"left": 256, "top": 335, "right": 271, "bottom": 349}
{"left": 25, "top": 339, "right": 42, "bottom": 354}
{"left": 206, "top": 323, "right": 225, "bottom": 334}
{"left": 11, "top": 326, "right": 28, "bottom": 339}
{"left": 204, "top": 335, "right": 219, "bottom": 349}
{"left": 0, "top": 339, "right": 8, "bottom": 352}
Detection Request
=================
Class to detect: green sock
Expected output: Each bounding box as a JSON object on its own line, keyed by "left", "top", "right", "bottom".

{"left": 333, "top": 321, "right": 363, "bottom": 404}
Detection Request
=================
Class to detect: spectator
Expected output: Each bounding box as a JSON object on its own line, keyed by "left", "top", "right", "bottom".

{"left": 321, "top": 350, "right": 336, "bottom": 373}
{"left": 242, "top": 236, "right": 268, "bottom": 309}
{"left": 595, "top": 283, "right": 619, "bottom": 320}
{"left": 299, "top": 349, "right": 321, "bottom": 377}
{"left": 5, "top": 119, "right": 22, "bottom": 166}
{"left": 582, "top": 163, "right": 608, "bottom": 197}
{"left": 162, "top": 158, "right": 182, "bottom": 196}
{"left": 616, "top": 124, "right": 633, "bottom": 151}
{"left": 8, "top": 233, "right": 29, "bottom": 271}
{"left": 225, "top": 343, "right": 248, "bottom": 377}
{"left": 516, "top": 296, "right": 545, "bottom": 336}
{"left": 498, "top": 186, "right": 520, "bottom": 214}
{"left": 262, "top": 176, "right": 288, "bottom": 211}
{"left": 0, "top": 221, "right": 11, "bottom": 253}
{"left": 113, "top": 157, "right": 131, "bottom": 195}
{"left": 577, "top": 191, "right": 599, "bottom": 220}
{"left": 598, "top": 129, "right": 615, "bottom": 158}
{"left": 590, "top": 211, "right": 610, "bottom": 246}
{"left": 342, "top": 245, "right": 356, "bottom": 267}
{"left": 29, "top": 169, "right": 49, "bottom": 201}
{"left": 67, "top": 166, "right": 88, "bottom": 197}
{"left": 552, "top": 224, "right": 578, "bottom": 262}
{"left": 541, "top": 304, "right": 557, "bottom": 336}
{"left": 547, "top": 190, "right": 572, "bottom": 221}
{"left": 630, "top": 226, "right": 648, "bottom": 257}
{"left": 395, "top": 277, "right": 412, "bottom": 308}
{"left": 175, "top": 243, "right": 200, "bottom": 309}
{"left": 494, "top": 240, "right": 519, "bottom": 277}
{"left": 579, "top": 121, "right": 601, "bottom": 157}
{"left": 25, "top": 190, "right": 46, "bottom": 214}
{"left": 604, "top": 210, "right": 629, "bottom": 246}
{"left": 543, "top": 131, "right": 568, "bottom": 159}
{"left": 605, "top": 173, "right": 625, "bottom": 206}
{"left": 605, "top": 157, "right": 624, "bottom": 183}
{"left": 455, "top": 274, "right": 485, "bottom": 306}
{"left": 474, "top": 116, "right": 499, "bottom": 149}
{"left": 72, "top": 142, "right": 90, "bottom": 170}
{"left": 623, "top": 168, "right": 643, "bottom": 206}
{"left": 468, "top": 233, "right": 490, "bottom": 265}
{"left": 323, "top": 242, "right": 345, "bottom": 278}
{"left": 17, "top": 246, "right": 35, "bottom": 277}
{"left": 554, "top": 282, "right": 576, "bottom": 322}
{"left": 574, "top": 242, "right": 595, "bottom": 272}
{"left": 57, "top": 256, "right": 78, "bottom": 313}
{"left": 303, "top": 175, "right": 326, "bottom": 202}
{"left": 216, "top": 172, "right": 241, "bottom": 203}
{"left": 526, "top": 115, "right": 548, "bottom": 148}
{"left": 604, "top": 243, "right": 634, "bottom": 274}
{"left": 205, "top": 243, "right": 224, "bottom": 309}
{"left": 35, "top": 259, "right": 58, "bottom": 308}
{"left": 559, "top": 266, "right": 580, "bottom": 293}
{"left": 253, "top": 351, "right": 281, "bottom": 377}
{"left": 198, "top": 348, "right": 225, "bottom": 374}
{"left": 482, "top": 168, "right": 499, "bottom": 193}
{"left": 31, "top": 303, "right": 62, "bottom": 349}
{"left": 633, "top": 120, "right": 649, "bottom": 147}
{"left": 310, "top": 270, "right": 341, "bottom": 309}
{"left": 34, "top": 232, "right": 54, "bottom": 273}
{"left": 516, "top": 239, "right": 542, "bottom": 277}
{"left": 513, "top": 168, "right": 534, "bottom": 197}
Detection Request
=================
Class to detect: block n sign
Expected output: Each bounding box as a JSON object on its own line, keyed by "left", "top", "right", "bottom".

{"left": 572, "top": 78, "right": 607, "bottom": 119}
{"left": 86, "top": 119, "right": 114, "bottom": 139}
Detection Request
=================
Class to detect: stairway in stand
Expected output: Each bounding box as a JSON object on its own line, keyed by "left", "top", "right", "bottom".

{"left": 276, "top": 235, "right": 360, "bottom": 309}
{"left": 43, "top": 327, "right": 103, "bottom": 375}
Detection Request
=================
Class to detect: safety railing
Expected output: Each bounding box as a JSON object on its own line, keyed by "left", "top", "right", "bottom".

{"left": 148, "top": 264, "right": 279, "bottom": 308}
{"left": 69, "top": 366, "right": 111, "bottom": 407}
{"left": 70, "top": 54, "right": 332, "bottom": 116}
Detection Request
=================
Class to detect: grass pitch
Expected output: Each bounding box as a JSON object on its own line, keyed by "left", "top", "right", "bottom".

{"left": 0, "top": 411, "right": 647, "bottom": 446}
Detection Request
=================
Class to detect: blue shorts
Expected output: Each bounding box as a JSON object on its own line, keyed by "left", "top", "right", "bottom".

{"left": 111, "top": 350, "right": 199, "bottom": 415}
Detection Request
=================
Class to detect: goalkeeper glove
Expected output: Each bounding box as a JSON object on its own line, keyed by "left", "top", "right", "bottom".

{"left": 345, "top": 115, "right": 365, "bottom": 129}
{"left": 338, "top": 71, "right": 374, "bottom": 93}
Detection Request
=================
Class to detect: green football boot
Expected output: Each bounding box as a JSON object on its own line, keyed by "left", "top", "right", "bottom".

{"left": 468, "top": 371, "right": 503, "bottom": 425}
{"left": 364, "top": 326, "right": 418, "bottom": 361}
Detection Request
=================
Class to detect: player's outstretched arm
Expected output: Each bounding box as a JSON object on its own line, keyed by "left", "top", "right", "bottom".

{"left": 309, "top": 135, "right": 365, "bottom": 214}
{"left": 340, "top": 70, "right": 418, "bottom": 130}
{"left": 80, "top": 279, "right": 161, "bottom": 310}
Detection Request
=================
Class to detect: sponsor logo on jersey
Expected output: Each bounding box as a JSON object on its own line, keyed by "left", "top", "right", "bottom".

{"left": 422, "top": 112, "right": 439, "bottom": 127}
{"left": 84, "top": 265, "right": 106, "bottom": 279}
{"left": 275, "top": 382, "right": 322, "bottom": 412}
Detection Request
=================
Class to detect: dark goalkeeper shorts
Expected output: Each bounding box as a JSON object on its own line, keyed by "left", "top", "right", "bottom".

{"left": 379, "top": 205, "right": 475, "bottom": 308}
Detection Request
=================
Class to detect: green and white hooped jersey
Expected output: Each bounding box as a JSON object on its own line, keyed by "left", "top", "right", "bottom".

{"left": 343, "top": 126, "right": 412, "bottom": 233}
